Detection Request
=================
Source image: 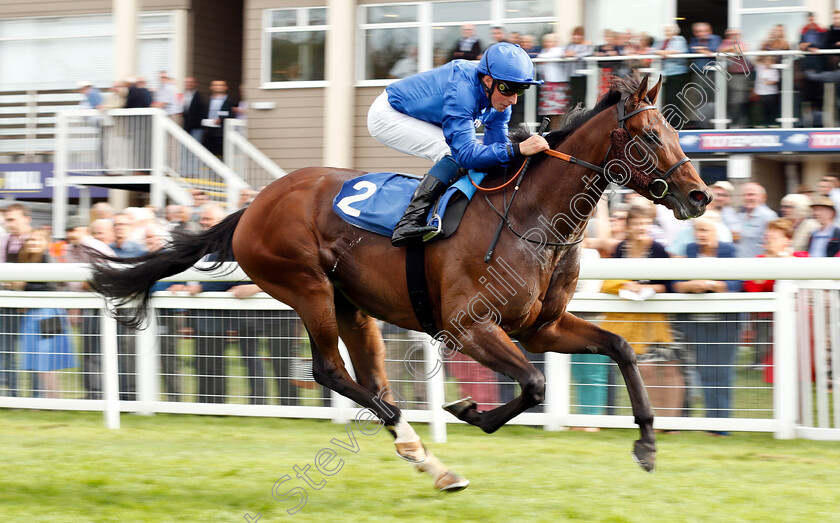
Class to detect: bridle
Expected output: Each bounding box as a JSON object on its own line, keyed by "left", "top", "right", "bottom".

{"left": 543, "top": 96, "right": 691, "bottom": 199}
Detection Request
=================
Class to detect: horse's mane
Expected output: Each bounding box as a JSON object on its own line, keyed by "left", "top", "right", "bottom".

{"left": 510, "top": 73, "right": 644, "bottom": 149}
{"left": 510, "top": 71, "right": 642, "bottom": 176}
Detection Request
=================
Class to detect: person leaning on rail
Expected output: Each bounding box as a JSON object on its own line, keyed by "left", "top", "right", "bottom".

{"left": 367, "top": 42, "right": 549, "bottom": 246}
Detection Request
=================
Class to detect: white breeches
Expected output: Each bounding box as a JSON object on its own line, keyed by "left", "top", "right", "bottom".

{"left": 367, "top": 90, "right": 451, "bottom": 163}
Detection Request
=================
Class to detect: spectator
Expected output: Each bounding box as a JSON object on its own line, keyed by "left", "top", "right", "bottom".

{"left": 601, "top": 204, "right": 685, "bottom": 417}
{"left": 491, "top": 26, "right": 507, "bottom": 44}
{"left": 77, "top": 81, "right": 103, "bottom": 110}
{"left": 182, "top": 204, "right": 265, "bottom": 403}
{"left": 743, "top": 219, "right": 808, "bottom": 374}
{"left": 595, "top": 29, "right": 626, "bottom": 80}
{"left": 753, "top": 55, "right": 780, "bottom": 127}
{"left": 688, "top": 22, "right": 722, "bottom": 70}
{"left": 718, "top": 28, "right": 751, "bottom": 127}
{"left": 798, "top": 13, "right": 827, "bottom": 127}
{"left": 653, "top": 24, "right": 689, "bottom": 113}
{"left": 537, "top": 33, "right": 569, "bottom": 129}
{"left": 508, "top": 31, "right": 521, "bottom": 46}
{"left": 99, "top": 81, "right": 127, "bottom": 110}
{"left": 0, "top": 203, "right": 33, "bottom": 397}
{"left": 817, "top": 174, "right": 840, "bottom": 221}
{"left": 238, "top": 187, "right": 257, "bottom": 208}
{"left": 182, "top": 76, "right": 208, "bottom": 142}
{"left": 14, "top": 229, "right": 75, "bottom": 399}
{"left": 779, "top": 193, "right": 820, "bottom": 251}
{"left": 124, "top": 77, "right": 151, "bottom": 108}
{"left": 564, "top": 26, "right": 593, "bottom": 109}
{"left": 109, "top": 212, "right": 147, "bottom": 401}
{"left": 709, "top": 181, "right": 741, "bottom": 239}
{"left": 570, "top": 248, "right": 609, "bottom": 425}
{"left": 667, "top": 209, "right": 732, "bottom": 257}
{"left": 90, "top": 219, "right": 115, "bottom": 246}
{"left": 63, "top": 216, "right": 115, "bottom": 399}
{"left": 151, "top": 71, "right": 182, "bottom": 121}
{"left": 674, "top": 216, "right": 742, "bottom": 435}
{"left": 111, "top": 212, "right": 147, "bottom": 257}
{"left": 807, "top": 196, "right": 840, "bottom": 257}
{"left": 450, "top": 23, "right": 482, "bottom": 61}
{"left": 144, "top": 224, "right": 184, "bottom": 402}
{"left": 736, "top": 182, "right": 778, "bottom": 257}
{"left": 91, "top": 202, "right": 115, "bottom": 222}
{"left": 520, "top": 34, "right": 541, "bottom": 58}
{"left": 202, "top": 80, "right": 234, "bottom": 158}
{"left": 760, "top": 24, "right": 791, "bottom": 59}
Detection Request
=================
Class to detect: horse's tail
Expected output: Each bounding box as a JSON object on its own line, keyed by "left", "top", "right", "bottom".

{"left": 88, "top": 208, "right": 246, "bottom": 328}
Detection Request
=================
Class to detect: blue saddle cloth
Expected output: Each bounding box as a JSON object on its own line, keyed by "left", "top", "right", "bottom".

{"left": 332, "top": 171, "right": 486, "bottom": 238}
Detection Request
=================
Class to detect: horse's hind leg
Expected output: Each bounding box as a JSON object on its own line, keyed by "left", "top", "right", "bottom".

{"left": 518, "top": 312, "right": 656, "bottom": 472}
{"left": 334, "top": 299, "right": 468, "bottom": 492}
{"left": 442, "top": 324, "right": 546, "bottom": 434}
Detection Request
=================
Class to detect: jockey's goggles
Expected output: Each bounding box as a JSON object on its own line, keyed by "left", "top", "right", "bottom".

{"left": 496, "top": 81, "right": 529, "bottom": 96}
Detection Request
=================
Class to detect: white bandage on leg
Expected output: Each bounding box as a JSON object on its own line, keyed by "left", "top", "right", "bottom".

{"left": 367, "top": 90, "right": 451, "bottom": 163}
{"left": 392, "top": 416, "right": 421, "bottom": 444}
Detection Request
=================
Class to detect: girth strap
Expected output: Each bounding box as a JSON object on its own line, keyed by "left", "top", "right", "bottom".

{"left": 405, "top": 242, "right": 440, "bottom": 337}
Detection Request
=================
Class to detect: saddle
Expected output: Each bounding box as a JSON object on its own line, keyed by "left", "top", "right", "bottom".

{"left": 332, "top": 171, "right": 487, "bottom": 241}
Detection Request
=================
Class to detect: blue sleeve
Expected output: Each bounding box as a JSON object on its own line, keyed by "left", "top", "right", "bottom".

{"left": 441, "top": 76, "right": 513, "bottom": 170}
{"left": 674, "top": 36, "right": 688, "bottom": 53}
{"left": 482, "top": 107, "right": 512, "bottom": 147}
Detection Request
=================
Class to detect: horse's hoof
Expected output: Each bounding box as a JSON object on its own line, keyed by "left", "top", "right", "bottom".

{"left": 435, "top": 471, "right": 470, "bottom": 493}
{"left": 442, "top": 397, "right": 477, "bottom": 420}
{"left": 631, "top": 440, "right": 656, "bottom": 472}
{"left": 395, "top": 440, "right": 426, "bottom": 463}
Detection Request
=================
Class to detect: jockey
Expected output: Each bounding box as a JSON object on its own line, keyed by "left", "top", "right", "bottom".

{"left": 368, "top": 42, "right": 549, "bottom": 246}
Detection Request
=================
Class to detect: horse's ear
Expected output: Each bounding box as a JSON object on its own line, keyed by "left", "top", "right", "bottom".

{"left": 632, "top": 74, "right": 649, "bottom": 105}
{"left": 646, "top": 75, "right": 662, "bottom": 105}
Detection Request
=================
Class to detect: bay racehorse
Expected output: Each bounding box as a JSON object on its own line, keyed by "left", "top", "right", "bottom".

{"left": 89, "top": 74, "right": 710, "bottom": 492}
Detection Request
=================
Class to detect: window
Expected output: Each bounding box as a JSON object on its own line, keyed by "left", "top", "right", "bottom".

{"left": 0, "top": 13, "right": 176, "bottom": 92}
{"left": 263, "top": 7, "right": 328, "bottom": 87}
{"left": 0, "top": 15, "right": 113, "bottom": 91}
{"left": 358, "top": 0, "right": 555, "bottom": 84}
{"left": 734, "top": 0, "right": 806, "bottom": 51}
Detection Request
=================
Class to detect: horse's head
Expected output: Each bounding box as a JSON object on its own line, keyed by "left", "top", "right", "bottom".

{"left": 610, "top": 75, "right": 712, "bottom": 220}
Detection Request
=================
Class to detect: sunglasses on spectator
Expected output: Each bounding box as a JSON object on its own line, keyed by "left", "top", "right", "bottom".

{"left": 496, "top": 81, "right": 529, "bottom": 96}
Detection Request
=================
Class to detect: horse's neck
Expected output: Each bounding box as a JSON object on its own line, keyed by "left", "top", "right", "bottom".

{"left": 515, "top": 114, "right": 614, "bottom": 245}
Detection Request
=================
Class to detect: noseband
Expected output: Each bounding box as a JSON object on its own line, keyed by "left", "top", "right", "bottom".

{"left": 544, "top": 97, "right": 691, "bottom": 199}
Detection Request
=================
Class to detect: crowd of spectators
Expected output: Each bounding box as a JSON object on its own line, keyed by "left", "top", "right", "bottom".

{"left": 0, "top": 192, "right": 329, "bottom": 406}
{"left": 78, "top": 72, "right": 240, "bottom": 161}
{"left": 428, "top": 12, "right": 840, "bottom": 130}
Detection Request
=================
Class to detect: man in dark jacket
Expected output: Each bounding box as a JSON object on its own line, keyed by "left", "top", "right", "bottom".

{"left": 182, "top": 76, "right": 208, "bottom": 142}
{"left": 201, "top": 80, "right": 235, "bottom": 158}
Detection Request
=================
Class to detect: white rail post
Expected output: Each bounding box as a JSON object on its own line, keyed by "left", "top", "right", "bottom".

{"left": 545, "top": 351, "right": 570, "bottom": 431}
{"left": 150, "top": 110, "right": 166, "bottom": 210}
{"left": 812, "top": 290, "right": 830, "bottom": 428}
{"left": 136, "top": 305, "right": 159, "bottom": 415}
{"left": 424, "top": 335, "right": 447, "bottom": 443}
{"left": 101, "top": 305, "right": 121, "bottom": 429}
{"left": 52, "top": 112, "right": 69, "bottom": 237}
{"left": 830, "top": 290, "right": 840, "bottom": 428}
{"left": 714, "top": 54, "right": 728, "bottom": 130}
{"left": 585, "top": 58, "right": 599, "bottom": 109}
{"left": 774, "top": 280, "right": 797, "bottom": 439}
{"left": 779, "top": 55, "right": 796, "bottom": 128}
{"left": 797, "top": 288, "right": 813, "bottom": 428}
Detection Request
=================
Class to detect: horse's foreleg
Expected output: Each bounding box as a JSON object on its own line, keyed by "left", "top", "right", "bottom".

{"left": 334, "top": 302, "right": 468, "bottom": 492}
{"left": 518, "top": 312, "right": 656, "bottom": 472}
{"left": 445, "top": 324, "right": 545, "bottom": 434}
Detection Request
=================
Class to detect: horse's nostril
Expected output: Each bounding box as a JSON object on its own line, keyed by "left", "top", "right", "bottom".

{"left": 689, "top": 190, "right": 708, "bottom": 205}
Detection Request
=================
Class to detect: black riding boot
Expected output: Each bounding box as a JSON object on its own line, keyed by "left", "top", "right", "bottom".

{"left": 391, "top": 176, "right": 447, "bottom": 247}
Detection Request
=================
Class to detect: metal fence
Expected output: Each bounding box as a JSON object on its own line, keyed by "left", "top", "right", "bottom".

{"left": 0, "top": 260, "right": 836, "bottom": 442}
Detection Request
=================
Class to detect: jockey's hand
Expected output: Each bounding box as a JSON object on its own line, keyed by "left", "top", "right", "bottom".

{"left": 519, "top": 135, "right": 550, "bottom": 156}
